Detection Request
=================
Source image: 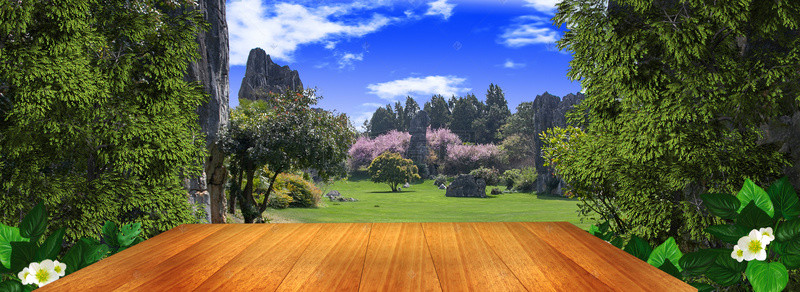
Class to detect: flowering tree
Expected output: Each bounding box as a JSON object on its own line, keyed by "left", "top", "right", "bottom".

{"left": 442, "top": 144, "right": 502, "bottom": 175}
{"left": 426, "top": 127, "right": 461, "bottom": 162}
{"left": 347, "top": 130, "right": 411, "bottom": 170}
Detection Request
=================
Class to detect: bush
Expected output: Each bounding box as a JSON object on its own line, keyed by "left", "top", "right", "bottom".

{"left": 273, "top": 173, "right": 321, "bottom": 208}
{"left": 368, "top": 152, "right": 420, "bottom": 192}
{"left": 433, "top": 174, "right": 449, "bottom": 187}
{"left": 501, "top": 169, "right": 521, "bottom": 190}
{"left": 469, "top": 167, "right": 501, "bottom": 186}
{"left": 442, "top": 143, "right": 502, "bottom": 175}
{"left": 266, "top": 189, "right": 293, "bottom": 209}
{"left": 502, "top": 167, "right": 538, "bottom": 192}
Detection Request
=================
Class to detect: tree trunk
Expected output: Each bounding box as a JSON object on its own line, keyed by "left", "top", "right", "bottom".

{"left": 206, "top": 144, "right": 227, "bottom": 223}
{"left": 228, "top": 167, "right": 241, "bottom": 214}
{"left": 257, "top": 170, "right": 281, "bottom": 214}
{"left": 240, "top": 168, "right": 259, "bottom": 223}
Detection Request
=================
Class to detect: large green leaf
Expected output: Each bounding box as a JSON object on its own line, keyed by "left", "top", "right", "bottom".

{"left": 688, "top": 282, "right": 714, "bottom": 292}
{"left": 658, "top": 259, "right": 682, "bottom": 279}
{"left": 82, "top": 243, "right": 110, "bottom": 268}
{"left": 706, "top": 224, "right": 749, "bottom": 244}
{"left": 117, "top": 222, "right": 141, "bottom": 247}
{"left": 786, "top": 241, "right": 800, "bottom": 255}
{"left": 19, "top": 203, "right": 47, "bottom": 240}
{"left": 767, "top": 177, "right": 800, "bottom": 220}
{"left": 775, "top": 218, "right": 800, "bottom": 242}
{"left": 737, "top": 178, "right": 774, "bottom": 218}
{"left": 679, "top": 249, "right": 717, "bottom": 276}
{"left": 102, "top": 221, "right": 119, "bottom": 248}
{"left": 61, "top": 240, "right": 85, "bottom": 275}
{"left": 737, "top": 201, "right": 775, "bottom": 230}
{"left": 746, "top": 261, "right": 788, "bottom": 292}
{"left": 647, "top": 237, "right": 683, "bottom": 272}
{"left": 623, "top": 235, "right": 652, "bottom": 262}
{"left": 0, "top": 224, "right": 28, "bottom": 269}
{"left": 780, "top": 254, "right": 800, "bottom": 269}
{"left": 9, "top": 241, "right": 37, "bottom": 273}
{"left": 701, "top": 193, "right": 740, "bottom": 219}
{"left": 706, "top": 252, "right": 746, "bottom": 286}
{"left": 34, "top": 228, "right": 64, "bottom": 262}
{"left": 0, "top": 280, "right": 24, "bottom": 292}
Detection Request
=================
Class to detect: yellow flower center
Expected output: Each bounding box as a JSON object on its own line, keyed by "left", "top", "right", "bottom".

{"left": 54, "top": 266, "right": 62, "bottom": 273}
{"left": 762, "top": 232, "right": 770, "bottom": 237}
{"left": 736, "top": 249, "right": 744, "bottom": 257}
{"left": 748, "top": 240, "right": 763, "bottom": 253}
{"left": 35, "top": 268, "right": 51, "bottom": 283}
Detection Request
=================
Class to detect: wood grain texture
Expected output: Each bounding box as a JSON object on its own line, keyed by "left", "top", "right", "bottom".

{"left": 359, "top": 223, "right": 441, "bottom": 292}
{"left": 522, "top": 222, "right": 695, "bottom": 292}
{"left": 38, "top": 224, "right": 225, "bottom": 292}
{"left": 40, "top": 222, "right": 696, "bottom": 292}
{"left": 194, "top": 223, "right": 323, "bottom": 291}
{"left": 422, "top": 222, "right": 527, "bottom": 292}
{"left": 275, "top": 223, "right": 372, "bottom": 292}
{"left": 471, "top": 222, "right": 614, "bottom": 292}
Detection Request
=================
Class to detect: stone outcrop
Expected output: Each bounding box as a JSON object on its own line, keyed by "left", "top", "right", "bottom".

{"left": 445, "top": 174, "right": 487, "bottom": 198}
{"left": 239, "top": 48, "right": 303, "bottom": 101}
{"left": 405, "top": 110, "right": 430, "bottom": 176}
{"left": 528, "top": 92, "right": 586, "bottom": 196}
{"left": 758, "top": 111, "right": 800, "bottom": 191}
{"left": 325, "top": 190, "right": 341, "bottom": 201}
{"left": 184, "top": 0, "right": 230, "bottom": 223}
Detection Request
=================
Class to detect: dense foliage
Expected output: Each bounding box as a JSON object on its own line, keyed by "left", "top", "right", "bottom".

{"left": 551, "top": 0, "right": 800, "bottom": 246}
{"left": 469, "top": 167, "right": 501, "bottom": 186}
{"left": 367, "top": 152, "right": 420, "bottom": 192}
{"left": 219, "top": 90, "right": 356, "bottom": 222}
{"left": 442, "top": 143, "right": 502, "bottom": 175}
{"left": 273, "top": 173, "right": 322, "bottom": 208}
{"left": 0, "top": 0, "right": 208, "bottom": 243}
{"left": 347, "top": 130, "right": 410, "bottom": 170}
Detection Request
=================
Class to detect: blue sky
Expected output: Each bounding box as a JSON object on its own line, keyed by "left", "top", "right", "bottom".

{"left": 226, "top": 0, "right": 581, "bottom": 129}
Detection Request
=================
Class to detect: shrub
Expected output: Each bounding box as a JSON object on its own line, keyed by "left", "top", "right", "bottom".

{"left": 273, "top": 173, "right": 321, "bottom": 208}
{"left": 347, "top": 130, "right": 411, "bottom": 170}
{"left": 502, "top": 167, "right": 538, "bottom": 192}
{"left": 433, "top": 174, "right": 449, "bottom": 187}
{"left": 501, "top": 169, "right": 521, "bottom": 190}
{"left": 266, "top": 189, "right": 293, "bottom": 209}
{"left": 469, "top": 167, "right": 501, "bottom": 186}
{"left": 368, "top": 152, "right": 420, "bottom": 192}
{"left": 442, "top": 143, "right": 502, "bottom": 175}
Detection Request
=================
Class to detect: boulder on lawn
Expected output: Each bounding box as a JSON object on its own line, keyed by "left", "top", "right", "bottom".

{"left": 325, "top": 190, "right": 341, "bottom": 201}
{"left": 491, "top": 188, "right": 502, "bottom": 195}
{"left": 438, "top": 184, "right": 447, "bottom": 190}
{"left": 403, "top": 182, "right": 410, "bottom": 188}
{"left": 445, "top": 174, "right": 487, "bottom": 198}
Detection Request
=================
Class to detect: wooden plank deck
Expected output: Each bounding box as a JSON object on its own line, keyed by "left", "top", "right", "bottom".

{"left": 39, "top": 222, "right": 694, "bottom": 292}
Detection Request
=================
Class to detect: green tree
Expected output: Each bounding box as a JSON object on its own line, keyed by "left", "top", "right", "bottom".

{"left": 368, "top": 106, "right": 396, "bottom": 137}
{"left": 474, "top": 84, "right": 511, "bottom": 143}
{"left": 552, "top": 0, "right": 799, "bottom": 245}
{"left": 393, "top": 101, "right": 405, "bottom": 131}
{"left": 0, "top": 0, "right": 208, "bottom": 243}
{"left": 368, "top": 152, "right": 420, "bottom": 192}
{"left": 402, "top": 96, "right": 420, "bottom": 131}
{"left": 423, "top": 94, "right": 451, "bottom": 129}
{"left": 219, "top": 89, "right": 356, "bottom": 223}
{"left": 450, "top": 94, "right": 484, "bottom": 143}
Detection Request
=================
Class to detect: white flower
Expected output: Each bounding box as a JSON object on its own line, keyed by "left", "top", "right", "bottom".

{"left": 17, "top": 267, "right": 32, "bottom": 285}
{"left": 52, "top": 260, "right": 67, "bottom": 277}
{"left": 27, "top": 260, "right": 59, "bottom": 287}
{"left": 731, "top": 245, "right": 745, "bottom": 262}
{"left": 758, "top": 227, "right": 775, "bottom": 244}
{"left": 738, "top": 229, "right": 768, "bottom": 261}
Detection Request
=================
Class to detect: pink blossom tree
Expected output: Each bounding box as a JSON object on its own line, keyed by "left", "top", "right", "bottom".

{"left": 347, "top": 130, "right": 411, "bottom": 170}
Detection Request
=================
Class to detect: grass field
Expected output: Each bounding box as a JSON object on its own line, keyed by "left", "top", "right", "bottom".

{"left": 263, "top": 178, "right": 590, "bottom": 230}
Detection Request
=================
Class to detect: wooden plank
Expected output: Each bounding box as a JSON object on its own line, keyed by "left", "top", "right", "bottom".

{"left": 275, "top": 223, "right": 371, "bottom": 292}
{"left": 111, "top": 224, "right": 275, "bottom": 291}
{"left": 522, "top": 222, "right": 695, "bottom": 291}
{"left": 471, "top": 222, "right": 614, "bottom": 292}
{"left": 39, "top": 224, "right": 225, "bottom": 291}
{"left": 422, "top": 222, "right": 526, "bottom": 292}
{"left": 359, "top": 223, "right": 442, "bottom": 292}
{"left": 194, "top": 223, "right": 323, "bottom": 291}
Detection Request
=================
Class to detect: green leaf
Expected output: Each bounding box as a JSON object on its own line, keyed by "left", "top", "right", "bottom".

{"left": 623, "top": 235, "right": 652, "bottom": 262}
{"left": 0, "top": 224, "right": 28, "bottom": 269}
{"left": 61, "top": 240, "right": 85, "bottom": 275}
{"left": 780, "top": 254, "right": 800, "bottom": 269}
{"left": 658, "top": 259, "right": 682, "bottom": 279}
{"left": 33, "top": 228, "right": 64, "bottom": 262}
{"left": 737, "top": 178, "right": 774, "bottom": 218}
{"left": 598, "top": 221, "right": 610, "bottom": 234}
{"left": 746, "top": 261, "right": 788, "bottom": 292}
{"left": 647, "top": 237, "right": 683, "bottom": 272}
{"left": 609, "top": 236, "right": 624, "bottom": 249}
{"left": 701, "top": 193, "right": 740, "bottom": 219}
{"left": 9, "top": 241, "right": 37, "bottom": 273}
{"left": 737, "top": 201, "right": 775, "bottom": 230}
{"left": 785, "top": 241, "right": 800, "bottom": 255}
{"left": 588, "top": 225, "right": 599, "bottom": 236}
{"left": 19, "top": 203, "right": 47, "bottom": 240}
{"left": 102, "top": 221, "right": 119, "bottom": 247}
{"left": 706, "top": 224, "right": 750, "bottom": 244}
{"left": 0, "top": 280, "right": 24, "bottom": 292}
{"left": 679, "top": 249, "right": 717, "bottom": 276}
{"left": 775, "top": 218, "right": 800, "bottom": 242}
{"left": 82, "top": 243, "right": 110, "bottom": 268}
{"left": 117, "top": 222, "right": 141, "bottom": 247}
{"left": 706, "top": 252, "right": 746, "bottom": 286}
{"left": 688, "top": 282, "right": 714, "bottom": 292}
{"left": 767, "top": 177, "right": 800, "bottom": 220}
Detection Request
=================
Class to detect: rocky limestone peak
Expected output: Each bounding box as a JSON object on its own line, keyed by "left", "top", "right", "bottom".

{"left": 239, "top": 48, "right": 303, "bottom": 100}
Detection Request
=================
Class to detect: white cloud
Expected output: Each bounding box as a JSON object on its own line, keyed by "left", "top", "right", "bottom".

{"left": 523, "top": 0, "right": 561, "bottom": 13}
{"left": 353, "top": 111, "right": 375, "bottom": 131}
{"left": 362, "top": 102, "right": 385, "bottom": 108}
{"left": 503, "top": 59, "right": 526, "bottom": 69}
{"left": 338, "top": 52, "right": 364, "bottom": 69}
{"left": 424, "top": 0, "right": 455, "bottom": 20}
{"left": 367, "top": 75, "right": 471, "bottom": 101}
{"left": 498, "top": 15, "right": 560, "bottom": 48}
{"left": 227, "top": 0, "right": 400, "bottom": 65}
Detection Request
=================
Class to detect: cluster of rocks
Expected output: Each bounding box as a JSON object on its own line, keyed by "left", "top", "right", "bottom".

{"left": 239, "top": 47, "right": 303, "bottom": 101}
{"left": 325, "top": 191, "right": 358, "bottom": 202}
{"left": 444, "top": 174, "right": 487, "bottom": 198}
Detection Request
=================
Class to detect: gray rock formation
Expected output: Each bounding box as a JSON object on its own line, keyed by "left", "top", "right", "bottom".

{"left": 528, "top": 92, "right": 586, "bottom": 196}
{"left": 445, "top": 174, "right": 487, "bottom": 198}
{"left": 405, "top": 110, "right": 430, "bottom": 177}
{"left": 184, "top": 0, "right": 230, "bottom": 223}
{"left": 239, "top": 48, "right": 303, "bottom": 101}
{"left": 325, "top": 190, "right": 341, "bottom": 201}
{"left": 758, "top": 111, "right": 800, "bottom": 191}
{"left": 439, "top": 184, "right": 447, "bottom": 190}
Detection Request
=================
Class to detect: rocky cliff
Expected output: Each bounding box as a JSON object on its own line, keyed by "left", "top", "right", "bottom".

{"left": 184, "top": 0, "right": 230, "bottom": 223}
{"left": 239, "top": 48, "right": 303, "bottom": 100}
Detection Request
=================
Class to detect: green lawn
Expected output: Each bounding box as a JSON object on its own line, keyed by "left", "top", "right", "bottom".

{"left": 264, "top": 178, "right": 590, "bottom": 230}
